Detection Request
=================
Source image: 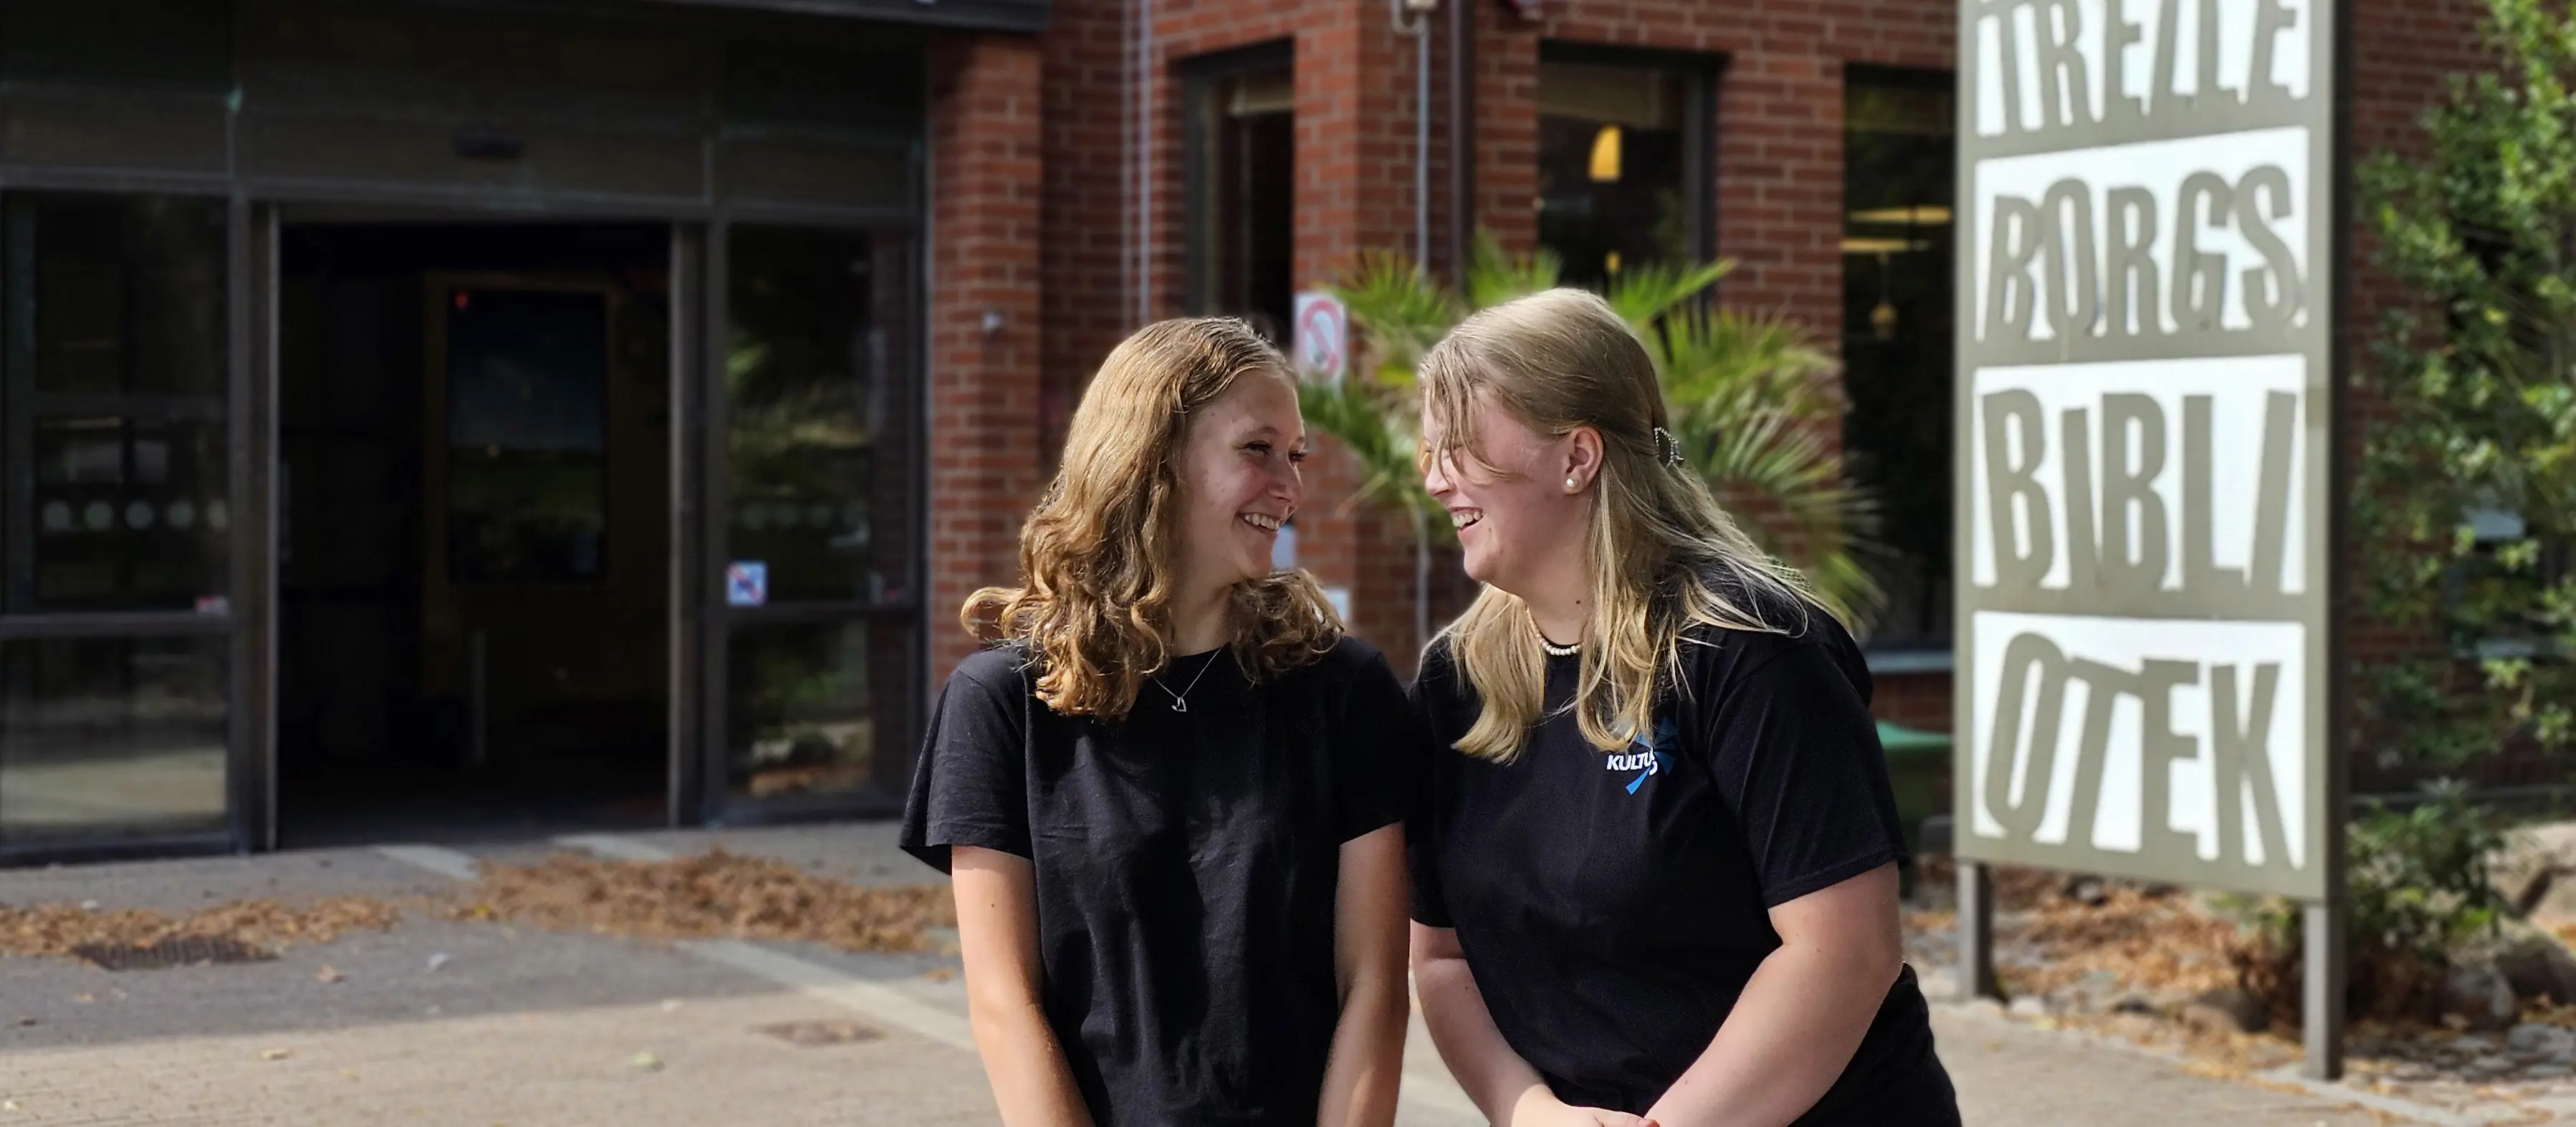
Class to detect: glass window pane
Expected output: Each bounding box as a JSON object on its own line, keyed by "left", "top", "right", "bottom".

{"left": 1537, "top": 59, "right": 1696, "bottom": 291}
{"left": 725, "top": 619, "right": 912, "bottom": 802}
{"left": 444, "top": 287, "right": 610, "bottom": 585}
{"left": 17, "top": 193, "right": 228, "bottom": 398}
{"left": 27, "top": 416, "right": 229, "bottom": 611}
{"left": 1840, "top": 72, "right": 1957, "bottom": 651}
{"left": 5, "top": 192, "right": 232, "bottom": 615}
{"left": 1, "top": 634, "right": 229, "bottom": 845}
{"left": 725, "top": 226, "right": 917, "bottom": 605}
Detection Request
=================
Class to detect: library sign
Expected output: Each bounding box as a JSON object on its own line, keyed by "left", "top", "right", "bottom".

{"left": 1952, "top": 0, "right": 2339, "bottom": 900}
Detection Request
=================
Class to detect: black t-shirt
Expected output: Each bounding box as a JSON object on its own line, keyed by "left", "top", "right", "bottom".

{"left": 901, "top": 636, "right": 1414, "bottom": 1127}
{"left": 1406, "top": 595, "right": 1957, "bottom": 1124}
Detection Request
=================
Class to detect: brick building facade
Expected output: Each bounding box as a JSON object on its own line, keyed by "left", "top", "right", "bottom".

{"left": 0, "top": 0, "right": 2507, "bottom": 864}
{"left": 928, "top": 0, "right": 2496, "bottom": 742}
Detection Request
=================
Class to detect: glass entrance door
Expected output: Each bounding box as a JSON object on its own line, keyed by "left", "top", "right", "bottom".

{"left": 0, "top": 191, "right": 244, "bottom": 858}
{"left": 699, "top": 224, "right": 921, "bottom": 820}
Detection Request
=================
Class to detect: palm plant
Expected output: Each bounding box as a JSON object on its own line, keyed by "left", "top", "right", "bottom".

{"left": 1299, "top": 232, "right": 1884, "bottom": 641}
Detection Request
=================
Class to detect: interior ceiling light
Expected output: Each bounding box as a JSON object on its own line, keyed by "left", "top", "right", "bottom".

{"left": 1588, "top": 125, "right": 1622, "bottom": 183}
{"left": 1840, "top": 236, "right": 1929, "bottom": 255}
{"left": 1846, "top": 204, "right": 1952, "bottom": 226}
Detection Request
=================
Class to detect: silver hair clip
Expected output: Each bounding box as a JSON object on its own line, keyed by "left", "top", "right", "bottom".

{"left": 1651, "top": 426, "right": 1687, "bottom": 469}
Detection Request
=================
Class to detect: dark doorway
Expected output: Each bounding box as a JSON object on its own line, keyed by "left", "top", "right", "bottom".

{"left": 275, "top": 222, "right": 671, "bottom": 846}
{"left": 1183, "top": 48, "right": 1293, "bottom": 343}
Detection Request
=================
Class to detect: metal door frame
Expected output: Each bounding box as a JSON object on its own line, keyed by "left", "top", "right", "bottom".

{"left": 690, "top": 212, "right": 924, "bottom": 828}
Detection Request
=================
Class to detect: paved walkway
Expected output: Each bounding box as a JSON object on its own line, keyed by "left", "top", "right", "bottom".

{"left": 0, "top": 825, "right": 2471, "bottom": 1125}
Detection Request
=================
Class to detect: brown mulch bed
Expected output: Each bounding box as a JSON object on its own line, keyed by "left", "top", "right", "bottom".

{"left": 441, "top": 848, "right": 958, "bottom": 954}
{"left": 2005, "top": 885, "right": 2245, "bottom": 1000}
{"left": 1907, "top": 874, "right": 2241, "bottom": 1002}
{"left": 1910, "top": 862, "right": 2576, "bottom": 1115}
{"left": 1, "top": 849, "right": 957, "bottom": 968}
{"left": 1912, "top": 855, "right": 2085, "bottom": 911}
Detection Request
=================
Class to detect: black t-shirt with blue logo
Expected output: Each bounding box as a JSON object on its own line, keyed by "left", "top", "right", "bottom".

{"left": 1406, "top": 598, "right": 1956, "bottom": 1123}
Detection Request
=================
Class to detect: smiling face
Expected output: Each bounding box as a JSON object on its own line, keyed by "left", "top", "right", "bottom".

{"left": 1421, "top": 390, "right": 1593, "bottom": 597}
{"left": 1173, "top": 370, "right": 1305, "bottom": 595}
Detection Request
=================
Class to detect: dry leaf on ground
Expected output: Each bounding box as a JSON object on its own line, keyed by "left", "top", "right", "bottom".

{"left": 443, "top": 849, "right": 956, "bottom": 954}
{"left": 0, "top": 898, "right": 399, "bottom": 963}
{"left": 2006, "top": 886, "right": 2243, "bottom": 999}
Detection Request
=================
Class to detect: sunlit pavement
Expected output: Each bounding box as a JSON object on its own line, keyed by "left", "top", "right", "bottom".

{"left": 0, "top": 826, "right": 2456, "bottom": 1126}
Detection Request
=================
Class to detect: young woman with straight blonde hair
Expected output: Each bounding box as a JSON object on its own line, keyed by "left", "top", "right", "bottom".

{"left": 1404, "top": 289, "right": 1958, "bottom": 1126}
{"left": 902, "top": 317, "right": 1413, "bottom": 1126}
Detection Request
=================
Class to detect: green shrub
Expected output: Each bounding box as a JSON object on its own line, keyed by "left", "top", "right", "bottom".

{"left": 2231, "top": 780, "right": 2509, "bottom": 1025}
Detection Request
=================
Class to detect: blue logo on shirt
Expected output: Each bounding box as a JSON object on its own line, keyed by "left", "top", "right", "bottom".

{"left": 1606, "top": 716, "right": 1677, "bottom": 794}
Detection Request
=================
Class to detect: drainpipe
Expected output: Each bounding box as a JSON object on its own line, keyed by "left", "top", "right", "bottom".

{"left": 1409, "top": 4, "right": 1432, "bottom": 269}
{"left": 1394, "top": 0, "right": 1438, "bottom": 654}
{"left": 1393, "top": 0, "right": 1436, "bottom": 267}
{"left": 1122, "top": 0, "right": 1133, "bottom": 323}
{"left": 1446, "top": 0, "right": 1473, "bottom": 286}
{"left": 1127, "top": 0, "right": 1157, "bottom": 327}
{"left": 1137, "top": 0, "right": 1155, "bottom": 325}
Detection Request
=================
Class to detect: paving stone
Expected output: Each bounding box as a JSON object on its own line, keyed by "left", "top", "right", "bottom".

{"left": 0, "top": 825, "right": 2509, "bottom": 1126}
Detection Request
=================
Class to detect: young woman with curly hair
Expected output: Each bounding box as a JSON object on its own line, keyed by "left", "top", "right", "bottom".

{"left": 901, "top": 317, "right": 1414, "bottom": 1127}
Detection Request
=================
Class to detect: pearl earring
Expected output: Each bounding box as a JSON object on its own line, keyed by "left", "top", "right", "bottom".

{"left": 1565, "top": 476, "right": 1578, "bottom": 491}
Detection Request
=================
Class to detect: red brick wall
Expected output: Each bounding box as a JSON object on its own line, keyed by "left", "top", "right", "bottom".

{"left": 2342, "top": 0, "right": 2500, "bottom": 787}
{"left": 973, "top": 0, "right": 2500, "bottom": 734}
{"left": 1465, "top": 1, "right": 1955, "bottom": 718}
{"left": 1278, "top": 0, "right": 1443, "bottom": 669}
{"left": 1474, "top": 13, "right": 1539, "bottom": 256}
{"left": 1036, "top": 0, "right": 1131, "bottom": 459}
{"left": 1874, "top": 670, "right": 1951, "bottom": 732}
{"left": 1474, "top": 1, "right": 1952, "bottom": 322}
{"left": 927, "top": 34, "right": 1048, "bottom": 686}
{"left": 1034, "top": 0, "right": 1452, "bottom": 671}
{"left": 1299, "top": 1, "right": 1973, "bottom": 675}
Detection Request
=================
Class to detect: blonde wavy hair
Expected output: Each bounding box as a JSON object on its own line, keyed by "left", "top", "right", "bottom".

{"left": 1421, "top": 288, "right": 1822, "bottom": 762}
{"left": 964, "top": 317, "right": 1343, "bottom": 719}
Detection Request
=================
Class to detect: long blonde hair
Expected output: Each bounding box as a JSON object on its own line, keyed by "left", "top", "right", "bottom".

{"left": 965, "top": 317, "right": 1342, "bottom": 719}
{"left": 1420, "top": 288, "right": 1821, "bottom": 761}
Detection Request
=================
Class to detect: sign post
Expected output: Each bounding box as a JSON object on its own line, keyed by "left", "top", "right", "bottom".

{"left": 1951, "top": 0, "right": 2347, "bottom": 1077}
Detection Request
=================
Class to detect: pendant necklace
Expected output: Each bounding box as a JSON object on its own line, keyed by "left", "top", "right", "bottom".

{"left": 1150, "top": 651, "right": 1220, "bottom": 713}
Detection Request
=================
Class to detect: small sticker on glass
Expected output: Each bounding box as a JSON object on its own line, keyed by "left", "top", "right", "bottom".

{"left": 726, "top": 561, "right": 769, "bottom": 608}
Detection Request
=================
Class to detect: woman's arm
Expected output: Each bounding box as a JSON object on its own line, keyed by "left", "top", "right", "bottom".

{"left": 1641, "top": 863, "right": 1906, "bottom": 1127}
{"left": 1315, "top": 824, "right": 1411, "bottom": 1127}
{"left": 952, "top": 846, "right": 1094, "bottom": 1127}
{"left": 1413, "top": 923, "right": 1651, "bottom": 1127}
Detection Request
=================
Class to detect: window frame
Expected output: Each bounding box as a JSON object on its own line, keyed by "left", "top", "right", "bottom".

{"left": 1179, "top": 40, "right": 1296, "bottom": 331}
{"left": 1838, "top": 63, "right": 1960, "bottom": 670}
{"left": 0, "top": 186, "right": 248, "bottom": 858}
{"left": 1534, "top": 41, "right": 1720, "bottom": 284}
{"left": 697, "top": 216, "right": 926, "bottom": 825}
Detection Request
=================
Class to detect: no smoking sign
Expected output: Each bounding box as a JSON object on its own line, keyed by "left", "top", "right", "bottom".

{"left": 1293, "top": 292, "right": 1347, "bottom": 385}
